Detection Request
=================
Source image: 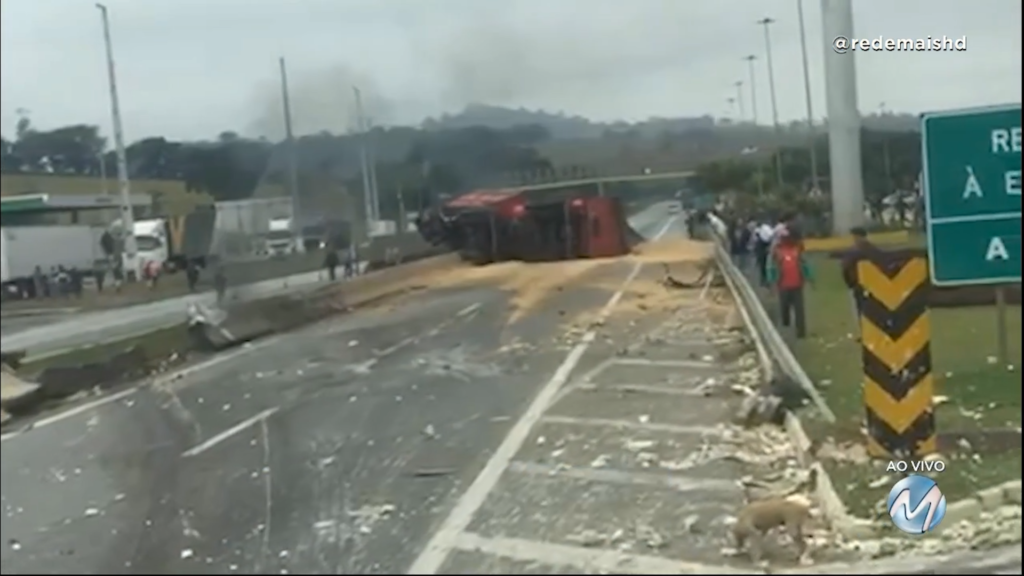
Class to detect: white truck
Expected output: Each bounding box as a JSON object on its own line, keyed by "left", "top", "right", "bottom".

{"left": 265, "top": 218, "right": 297, "bottom": 256}
{"left": 132, "top": 218, "right": 170, "bottom": 272}
{"left": 1, "top": 225, "right": 105, "bottom": 298}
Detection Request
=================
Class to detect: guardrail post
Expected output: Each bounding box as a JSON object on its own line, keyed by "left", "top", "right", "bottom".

{"left": 856, "top": 254, "right": 936, "bottom": 458}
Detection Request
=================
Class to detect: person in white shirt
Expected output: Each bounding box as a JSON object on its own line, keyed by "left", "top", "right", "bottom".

{"left": 753, "top": 220, "right": 775, "bottom": 286}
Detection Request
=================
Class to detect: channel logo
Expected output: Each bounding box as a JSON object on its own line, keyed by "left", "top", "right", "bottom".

{"left": 888, "top": 474, "right": 946, "bottom": 534}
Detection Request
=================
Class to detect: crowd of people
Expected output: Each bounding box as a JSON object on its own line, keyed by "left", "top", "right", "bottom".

{"left": 720, "top": 211, "right": 881, "bottom": 341}
{"left": 724, "top": 213, "right": 812, "bottom": 339}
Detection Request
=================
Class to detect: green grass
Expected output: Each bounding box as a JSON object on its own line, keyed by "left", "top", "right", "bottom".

{"left": 780, "top": 253, "right": 1022, "bottom": 515}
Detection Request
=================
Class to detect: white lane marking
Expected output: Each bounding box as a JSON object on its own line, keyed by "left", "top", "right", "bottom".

{"left": 506, "top": 461, "right": 739, "bottom": 493}
{"left": 0, "top": 335, "right": 285, "bottom": 444}
{"left": 407, "top": 216, "right": 677, "bottom": 575}
{"left": 181, "top": 408, "right": 279, "bottom": 458}
{"left": 2, "top": 388, "right": 137, "bottom": 444}
{"left": 450, "top": 532, "right": 746, "bottom": 574}
{"left": 608, "top": 358, "right": 715, "bottom": 368}
{"left": 540, "top": 415, "right": 723, "bottom": 436}
{"left": 578, "top": 382, "right": 713, "bottom": 397}
{"left": 699, "top": 267, "right": 715, "bottom": 300}
{"left": 456, "top": 303, "right": 482, "bottom": 317}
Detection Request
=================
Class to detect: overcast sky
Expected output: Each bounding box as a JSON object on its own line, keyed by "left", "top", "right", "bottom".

{"left": 1, "top": 0, "right": 1020, "bottom": 141}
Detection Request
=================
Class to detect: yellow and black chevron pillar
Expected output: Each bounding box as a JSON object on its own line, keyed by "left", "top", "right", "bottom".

{"left": 857, "top": 255, "right": 936, "bottom": 458}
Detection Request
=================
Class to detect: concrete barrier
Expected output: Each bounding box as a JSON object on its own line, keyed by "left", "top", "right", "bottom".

{"left": 0, "top": 366, "right": 43, "bottom": 415}
{"left": 33, "top": 345, "right": 150, "bottom": 402}
{"left": 196, "top": 254, "right": 460, "bottom": 351}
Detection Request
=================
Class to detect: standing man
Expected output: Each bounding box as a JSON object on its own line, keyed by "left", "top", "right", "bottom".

{"left": 767, "top": 229, "right": 813, "bottom": 339}
{"left": 324, "top": 249, "right": 340, "bottom": 281}
{"left": 730, "top": 217, "right": 753, "bottom": 271}
{"left": 213, "top": 264, "right": 227, "bottom": 304}
{"left": 841, "top": 226, "right": 881, "bottom": 339}
{"left": 753, "top": 218, "right": 775, "bottom": 287}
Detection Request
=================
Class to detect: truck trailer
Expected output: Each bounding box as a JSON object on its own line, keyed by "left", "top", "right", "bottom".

{"left": 415, "top": 188, "right": 640, "bottom": 265}
{"left": 1, "top": 225, "right": 106, "bottom": 298}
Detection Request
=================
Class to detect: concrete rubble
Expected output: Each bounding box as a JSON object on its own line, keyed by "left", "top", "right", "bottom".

{"left": 0, "top": 364, "right": 42, "bottom": 416}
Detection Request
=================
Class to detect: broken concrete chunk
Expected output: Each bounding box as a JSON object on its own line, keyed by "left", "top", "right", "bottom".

{"left": 734, "top": 392, "right": 784, "bottom": 428}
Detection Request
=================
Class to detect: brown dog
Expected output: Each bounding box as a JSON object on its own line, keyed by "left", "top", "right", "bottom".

{"left": 731, "top": 493, "right": 813, "bottom": 564}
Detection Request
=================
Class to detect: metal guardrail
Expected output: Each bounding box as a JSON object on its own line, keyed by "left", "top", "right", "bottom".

{"left": 706, "top": 213, "right": 836, "bottom": 422}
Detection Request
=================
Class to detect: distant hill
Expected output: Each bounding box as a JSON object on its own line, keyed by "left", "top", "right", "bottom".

{"left": 421, "top": 104, "right": 716, "bottom": 140}
{"left": 421, "top": 103, "right": 921, "bottom": 140}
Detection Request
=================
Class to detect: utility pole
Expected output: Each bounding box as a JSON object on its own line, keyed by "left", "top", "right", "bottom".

{"left": 822, "top": 0, "right": 865, "bottom": 234}
{"left": 96, "top": 3, "right": 138, "bottom": 277}
{"left": 758, "top": 17, "right": 785, "bottom": 187}
{"left": 97, "top": 152, "right": 108, "bottom": 195}
{"left": 352, "top": 86, "right": 375, "bottom": 229}
{"left": 734, "top": 80, "right": 746, "bottom": 121}
{"left": 744, "top": 55, "right": 765, "bottom": 196}
{"left": 797, "top": 0, "right": 821, "bottom": 192}
{"left": 279, "top": 57, "right": 304, "bottom": 252}
{"left": 365, "top": 116, "right": 381, "bottom": 223}
{"left": 878, "top": 102, "right": 894, "bottom": 193}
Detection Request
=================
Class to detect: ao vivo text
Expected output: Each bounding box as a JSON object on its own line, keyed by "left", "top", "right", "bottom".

{"left": 887, "top": 460, "right": 946, "bottom": 473}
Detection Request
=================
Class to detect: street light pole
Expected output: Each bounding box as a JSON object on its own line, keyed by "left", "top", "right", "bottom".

{"left": 734, "top": 80, "right": 746, "bottom": 121}
{"left": 278, "top": 57, "right": 304, "bottom": 253}
{"left": 95, "top": 3, "right": 138, "bottom": 275}
{"left": 797, "top": 0, "right": 821, "bottom": 192}
{"left": 743, "top": 55, "right": 765, "bottom": 196}
{"left": 353, "top": 86, "right": 375, "bottom": 230}
{"left": 744, "top": 55, "right": 759, "bottom": 125}
{"left": 757, "top": 17, "right": 785, "bottom": 187}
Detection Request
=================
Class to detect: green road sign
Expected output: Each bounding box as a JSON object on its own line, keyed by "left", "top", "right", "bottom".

{"left": 922, "top": 104, "right": 1021, "bottom": 286}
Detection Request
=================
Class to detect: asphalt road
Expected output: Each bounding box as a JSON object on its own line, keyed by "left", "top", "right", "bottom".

{"left": 0, "top": 313, "right": 78, "bottom": 338}
{"left": 0, "top": 209, "right": 679, "bottom": 574}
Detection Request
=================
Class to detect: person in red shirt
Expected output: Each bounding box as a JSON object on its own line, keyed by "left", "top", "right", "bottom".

{"left": 766, "top": 229, "right": 813, "bottom": 339}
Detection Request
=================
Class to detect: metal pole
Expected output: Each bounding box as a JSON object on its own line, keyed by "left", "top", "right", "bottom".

{"left": 95, "top": 3, "right": 137, "bottom": 273}
{"left": 365, "top": 117, "right": 381, "bottom": 222}
{"left": 822, "top": 0, "right": 866, "bottom": 234}
{"left": 98, "top": 152, "right": 108, "bottom": 195}
{"left": 758, "top": 17, "right": 785, "bottom": 187}
{"left": 797, "top": 0, "right": 821, "bottom": 192}
{"left": 879, "top": 102, "right": 894, "bottom": 194}
{"left": 279, "top": 57, "right": 304, "bottom": 253}
{"left": 744, "top": 56, "right": 760, "bottom": 125}
{"left": 744, "top": 55, "right": 765, "bottom": 196}
{"left": 353, "top": 86, "right": 375, "bottom": 230}
{"left": 734, "top": 81, "right": 746, "bottom": 121}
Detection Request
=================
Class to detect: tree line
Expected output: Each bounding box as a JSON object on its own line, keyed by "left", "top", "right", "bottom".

{"left": 692, "top": 128, "right": 923, "bottom": 234}
{"left": 1, "top": 117, "right": 560, "bottom": 219}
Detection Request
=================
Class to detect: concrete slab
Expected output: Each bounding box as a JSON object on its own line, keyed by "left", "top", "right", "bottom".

{"left": 586, "top": 362, "right": 720, "bottom": 389}
{"left": 0, "top": 369, "right": 41, "bottom": 411}
{"left": 545, "top": 385, "right": 725, "bottom": 430}
{"left": 466, "top": 471, "right": 744, "bottom": 566}
{"left": 441, "top": 549, "right": 594, "bottom": 575}
{"left": 517, "top": 421, "right": 742, "bottom": 478}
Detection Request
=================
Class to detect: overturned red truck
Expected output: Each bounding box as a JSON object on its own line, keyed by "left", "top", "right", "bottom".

{"left": 415, "top": 188, "right": 643, "bottom": 264}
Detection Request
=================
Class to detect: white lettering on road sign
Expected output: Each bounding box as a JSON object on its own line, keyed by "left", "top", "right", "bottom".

{"left": 986, "top": 237, "right": 1010, "bottom": 261}
{"left": 1006, "top": 170, "right": 1021, "bottom": 195}
{"left": 990, "top": 127, "right": 1022, "bottom": 154}
{"left": 963, "top": 166, "right": 983, "bottom": 198}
